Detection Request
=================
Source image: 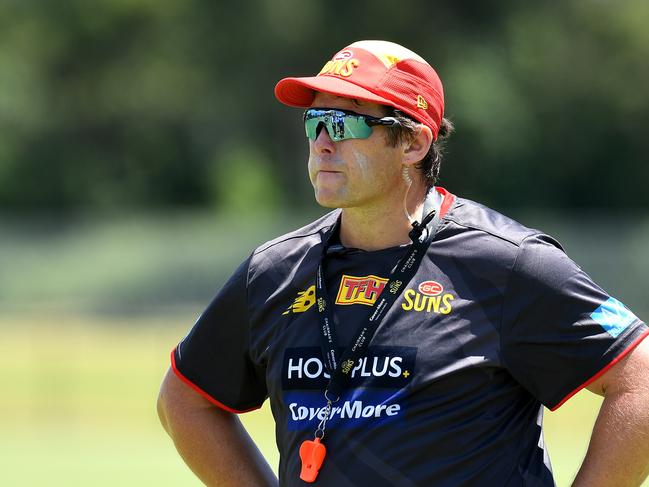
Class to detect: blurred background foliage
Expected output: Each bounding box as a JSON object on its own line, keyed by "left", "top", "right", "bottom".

{"left": 1, "top": 0, "right": 648, "bottom": 212}
{"left": 1, "top": 1, "right": 648, "bottom": 485}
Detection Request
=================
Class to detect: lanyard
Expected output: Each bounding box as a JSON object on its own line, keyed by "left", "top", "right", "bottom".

{"left": 299, "top": 202, "right": 441, "bottom": 483}
{"left": 316, "top": 208, "right": 439, "bottom": 399}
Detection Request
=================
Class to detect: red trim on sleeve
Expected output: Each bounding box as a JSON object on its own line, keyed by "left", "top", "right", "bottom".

{"left": 435, "top": 187, "right": 455, "bottom": 218}
{"left": 550, "top": 328, "right": 649, "bottom": 411}
{"left": 170, "top": 348, "right": 261, "bottom": 414}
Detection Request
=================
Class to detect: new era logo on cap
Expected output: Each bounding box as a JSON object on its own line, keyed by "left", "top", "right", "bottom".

{"left": 274, "top": 40, "right": 445, "bottom": 139}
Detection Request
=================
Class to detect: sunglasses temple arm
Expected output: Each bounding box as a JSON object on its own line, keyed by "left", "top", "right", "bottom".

{"left": 367, "top": 117, "right": 400, "bottom": 127}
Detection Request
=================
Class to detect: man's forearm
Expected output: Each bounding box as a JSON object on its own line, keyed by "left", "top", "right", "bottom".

{"left": 158, "top": 371, "right": 278, "bottom": 487}
{"left": 573, "top": 389, "right": 649, "bottom": 487}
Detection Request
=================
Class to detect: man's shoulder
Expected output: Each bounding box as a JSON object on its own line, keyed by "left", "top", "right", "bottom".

{"left": 444, "top": 196, "right": 552, "bottom": 249}
{"left": 249, "top": 210, "right": 340, "bottom": 272}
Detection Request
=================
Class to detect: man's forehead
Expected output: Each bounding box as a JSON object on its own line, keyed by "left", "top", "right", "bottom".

{"left": 312, "top": 92, "right": 359, "bottom": 103}
{"left": 311, "top": 92, "right": 386, "bottom": 112}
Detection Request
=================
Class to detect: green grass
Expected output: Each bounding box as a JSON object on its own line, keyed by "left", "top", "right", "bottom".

{"left": 0, "top": 315, "right": 276, "bottom": 487}
{"left": 2, "top": 315, "right": 645, "bottom": 486}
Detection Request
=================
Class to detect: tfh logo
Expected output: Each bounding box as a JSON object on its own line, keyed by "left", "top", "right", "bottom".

{"left": 335, "top": 274, "right": 388, "bottom": 306}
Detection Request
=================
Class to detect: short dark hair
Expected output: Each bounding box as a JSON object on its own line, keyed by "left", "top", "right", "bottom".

{"left": 383, "top": 108, "right": 454, "bottom": 191}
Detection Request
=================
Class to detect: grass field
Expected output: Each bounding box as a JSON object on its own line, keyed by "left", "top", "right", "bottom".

{"left": 2, "top": 314, "right": 645, "bottom": 487}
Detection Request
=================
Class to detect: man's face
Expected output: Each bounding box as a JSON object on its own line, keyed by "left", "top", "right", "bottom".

{"left": 307, "top": 92, "right": 404, "bottom": 210}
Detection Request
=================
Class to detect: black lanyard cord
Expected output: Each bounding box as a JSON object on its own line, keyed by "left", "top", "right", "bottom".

{"left": 299, "top": 201, "right": 442, "bottom": 483}
{"left": 314, "top": 204, "right": 441, "bottom": 399}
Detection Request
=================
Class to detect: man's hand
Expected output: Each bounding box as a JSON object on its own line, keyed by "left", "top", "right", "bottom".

{"left": 157, "top": 368, "right": 278, "bottom": 487}
{"left": 573, "top": 337, "right": 649, "bottom": 487}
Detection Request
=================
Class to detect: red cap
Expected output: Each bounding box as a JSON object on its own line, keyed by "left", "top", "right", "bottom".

{"left": 275, "top": 40, "right": 445, "bottom": 139}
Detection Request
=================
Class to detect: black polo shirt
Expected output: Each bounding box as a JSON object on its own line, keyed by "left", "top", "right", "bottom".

{"left": 172, "top": 188, "right": 648, "bottom": 486}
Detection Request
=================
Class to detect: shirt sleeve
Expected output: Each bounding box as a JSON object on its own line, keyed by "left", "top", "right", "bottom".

{"left": 501, "top": 234, "right": 648, "bottom": 410}
{"left": 171, "top": 255, "right": 268, "bottom": 413}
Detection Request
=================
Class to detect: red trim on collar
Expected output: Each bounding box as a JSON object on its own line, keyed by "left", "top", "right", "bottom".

{"left": 435, "top": 187, "right": 455, "bottom": 218}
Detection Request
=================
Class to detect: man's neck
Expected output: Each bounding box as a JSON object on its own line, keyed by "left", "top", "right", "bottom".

{"left": 338, "top": 184, "right": 428, "bottom": 252}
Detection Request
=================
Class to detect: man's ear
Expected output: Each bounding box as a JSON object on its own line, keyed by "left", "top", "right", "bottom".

{"left": 402, "top": 125, "right": 433, "bottom": 166}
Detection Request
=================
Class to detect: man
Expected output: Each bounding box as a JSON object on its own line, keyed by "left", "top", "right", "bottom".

{"left": 157, "top": 40, "right": 649, "bottom": 486}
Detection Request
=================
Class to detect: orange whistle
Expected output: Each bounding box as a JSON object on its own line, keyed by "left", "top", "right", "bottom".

{"left": 299, "top": 437, "right": 327, "bottom": 483}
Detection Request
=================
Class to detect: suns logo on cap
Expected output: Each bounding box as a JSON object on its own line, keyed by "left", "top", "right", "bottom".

{"left": 319, "top": 49, "right": 360, "bottom": 78}
{"left": 318, "top": 58, "right": 360, "bottom": 78}
{"left": 417, "top": 95, "right": 428, "bottom": 110}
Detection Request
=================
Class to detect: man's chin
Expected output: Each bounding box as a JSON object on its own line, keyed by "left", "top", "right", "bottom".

{"left": 314, "top": 198, "right": 340, "bottom": 209}
{"left": 313, "top": 191, "right": 343, "bottom": 209}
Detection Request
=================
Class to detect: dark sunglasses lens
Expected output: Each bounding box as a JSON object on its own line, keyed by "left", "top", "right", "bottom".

{"left": 304, "top": 109, "right": 373, "bottom": 141}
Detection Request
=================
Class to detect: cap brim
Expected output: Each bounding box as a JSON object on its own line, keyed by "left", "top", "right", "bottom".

{"left": 275, "top": 75, "right": 392, "bottom": 108}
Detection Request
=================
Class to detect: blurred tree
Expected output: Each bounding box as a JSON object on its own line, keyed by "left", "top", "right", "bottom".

{"left": 0, "top": 0, "right": 646, "bottom": 211}
{"left": 208, "top": 143, "right": 282, "bottom": 214}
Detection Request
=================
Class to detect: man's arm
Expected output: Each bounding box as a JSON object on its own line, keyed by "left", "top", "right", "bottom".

{"left": 157, "top": 368, "right": 278, "bottom": 487}
{"left": 573, "top": 337, "right": 649, "bottom": 487}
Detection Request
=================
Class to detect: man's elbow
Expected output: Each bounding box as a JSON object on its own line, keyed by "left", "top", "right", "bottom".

{"left": 157, "top": 367, "right": 223, "bottom": 433}
{"left": 157, "top": 367, "right": 194, "bottom": 437}
{"left": 157, "top": 370, "right": 174, "bottom": 434}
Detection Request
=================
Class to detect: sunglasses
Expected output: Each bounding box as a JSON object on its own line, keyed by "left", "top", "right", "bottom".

{"left": 303, "top": 108, "right": 399, "bottom": 142}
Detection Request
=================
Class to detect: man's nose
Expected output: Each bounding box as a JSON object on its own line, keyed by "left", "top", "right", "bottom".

{"left": 313, "top": 122, "right": 335, "bottom": 153}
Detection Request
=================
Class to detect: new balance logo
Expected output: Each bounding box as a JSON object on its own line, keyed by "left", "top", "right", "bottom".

{"left": 283, "top": 285, "right": 316, "bottom": 315}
